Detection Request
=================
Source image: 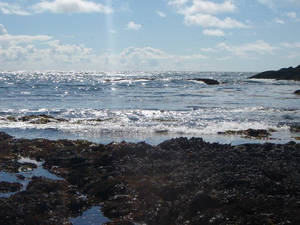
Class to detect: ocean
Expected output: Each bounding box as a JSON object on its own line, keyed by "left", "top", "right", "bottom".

{"left": 0, "top": 71, "right": 299, "bottom": 145}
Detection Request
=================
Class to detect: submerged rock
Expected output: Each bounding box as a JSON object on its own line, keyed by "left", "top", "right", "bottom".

{"left": 187, "top": 78, "right": 220, "bottom": 85}
{"left": 250, "top": 65, "right": 300, "bottom": 81}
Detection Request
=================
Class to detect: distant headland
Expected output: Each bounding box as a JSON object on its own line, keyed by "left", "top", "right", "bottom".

{"left": 250, "top": 65, "right": 300, "bottom": 81}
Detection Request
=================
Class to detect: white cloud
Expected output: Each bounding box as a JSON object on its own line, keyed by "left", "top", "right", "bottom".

{"left": 119, "top": 47, "right": 206, "bottom": 60}
{"left": 1, "top": 25, "right": 208, "bottom": 70}
{"left": 0, "top": 26, "right": 93, "bottom": 69}
{"left": 168, "top": 0, "right": 248, "bottom": 29}
{"left": 180, "top": 0, "right": 236, "bottom": 15}
{"left": 0, "top": 24, "right": 8, "bottom": 35}
{"left": 169, "top": 0, "right": 189, "bottom": 6}
{"left": 0, "top": 40, "right": 93, "bottom": 69}
{"left": 0, "top": 34, "right": 52, "bottom": 44}
{"left": 156, "top": 10, "right": 167, "bottom": 18}
{"left": 0, "top": 0, "right": 112, "bottom": 15}
{"left": 32, "top": 0, "right": 112, "bottom": 14}
{"left": 185, "top": 14, "right": 248, "bottom": 28}
{"left": 103, "top": 47, "right": 207, "bottom": 70}
{"left": 120, "top": 47, "right": 171, "bottom": 60}
{"left": 0, "top": 2, "right": 31, "bottom": 16}
{"left": 286, "top": 11, "right": 297, "bottom": 19}
{"left": 281, "top": 42, "right": 300, "bottom": 48}
{"left": 257, "top": 0, "right": 275, "bottom": 9}
{"left": 203, "top": 29, "right": 225, "bottom": 36}
{"left": 275, "top": 18, "right": 285, "bottom": 24}
{"left": 217, "top": 40, "right": 278, "bottom": 56}
{"left": 127, "top": 21, "right": 142, "bottom": 30}
{"left": 201, "top": 47, "right": 216, "bottom": 52}
{"left": 0, "top": 27, "right": 208, "bottom": 71}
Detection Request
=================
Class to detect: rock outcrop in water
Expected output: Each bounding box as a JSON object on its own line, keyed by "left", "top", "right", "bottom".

{"left": 187, "top": 78, "right": 220, "bottom": 85}
{"left": 6, "top": 114, "right": 68, "bottom": 124}
{"left": 295, "top": 90, "right": 300, "bottom": 95}
{"left": 1, "top": 132, "right": 300, "bottom": 224}
{"left": 290, "top": 123, "right": 300, "bottom": 133}
{"left": 250, "top": 65, "right": 300, "bottom": 81}
{"left": 218, "top": 128, "right": 275, "bottom": 139}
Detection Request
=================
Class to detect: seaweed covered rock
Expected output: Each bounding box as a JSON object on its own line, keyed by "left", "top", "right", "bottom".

{"left": 0, "top": 132, "right": 12, "bottom": 142}
{"left": 0, "top": 177, "right": 89, "bottom": 225}
{"left": 1, "top": 132, "right": 300, "bottom": 224}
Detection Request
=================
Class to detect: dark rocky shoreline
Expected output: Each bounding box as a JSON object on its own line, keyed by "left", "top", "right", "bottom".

{"left": 1, "top": 132, "right": 300, "bottom": 225}
{"left": 250, "top": 65, "right": 300, "bottom": 81}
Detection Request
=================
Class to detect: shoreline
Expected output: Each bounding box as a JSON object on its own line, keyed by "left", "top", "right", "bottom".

{"left": 1, "top": 132, "right": 300, "bottom": 224}
{"left": 1, "top": 125, "right": 299, "bottom": 147}
{"left": 1, "top": 113, "right": 299, "bottom": 146}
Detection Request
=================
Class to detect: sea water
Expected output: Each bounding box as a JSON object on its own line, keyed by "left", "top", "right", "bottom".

{"left": 0, "top": 71, "right": 299, "bottom": 144}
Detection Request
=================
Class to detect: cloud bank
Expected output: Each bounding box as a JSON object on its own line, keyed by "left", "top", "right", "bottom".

{"left": 0, "top": 24, "right": 208, "bottom": 71}
{"left": 0, "top": 0, "right": 112, "bottom": 15}
{"left": 32, "top": 0, "right": 112, "bottom": 14}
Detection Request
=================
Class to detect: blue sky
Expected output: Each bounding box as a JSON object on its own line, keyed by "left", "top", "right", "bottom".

{"left": 0, "top": 0, "right": 300, "bottom": 71}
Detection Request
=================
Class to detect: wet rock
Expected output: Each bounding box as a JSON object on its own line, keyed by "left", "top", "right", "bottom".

{"left": 19, "top": 114, "right": 68, "bottom": 124}
{"left": 0, "top": 182, "right": 22, "bottom": 193}
{"left": 1, "top": 132, "right": 300, "bottom": 224}
{"left": 87, "top": 118, "right": 113, "bottom": 122}
{"left": 16, "top": 174, "right": 25, "bottom": 180}
{"left": 106, "top": 220, "right": 134, "bottom": 225}
{"left": 187, "top": 78, "right": 220, "bottom": 85}
{"left": 6, "top": 116, "right": 17, "bottom": 122}
{"left": 250, "top": 65, "right": 300, "bottom": 81}
{"left": 290, "top": 123, "right": 300, "bottom": 132}
{"left": 294, "top": 90, "right": 300, "bottom": 95}
{"left": 218, "top": 128, "right": 273, "bottom": 139}
{"left": 0, "top": 177, "right": 89, "bottom": 225}
{"left": 154, "top": 129, "right": 169, "bottom": 134}
{"left": 189, "top": 191, "right": 220, "bottom": 213}
{"left": 85, "top": 179, "right": 121, "bottom": 200}
{"left": 18, "top": 163, "right": 37, "bottom": 172}
{"left": 0, "top": 132, "right": 12, "bottom": 141}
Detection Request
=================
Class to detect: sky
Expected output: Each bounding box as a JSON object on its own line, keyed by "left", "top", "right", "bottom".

{"left": 0, "top": 0, "right": 300, "bottom": 72}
